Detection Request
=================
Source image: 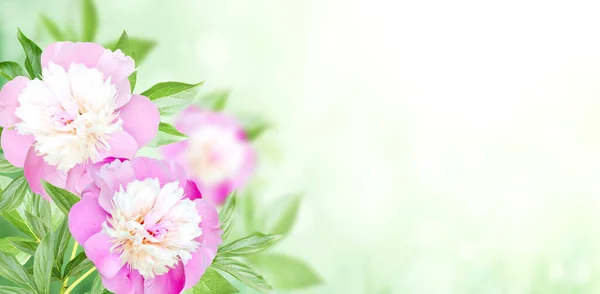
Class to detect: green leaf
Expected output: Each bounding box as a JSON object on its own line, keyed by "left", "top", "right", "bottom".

{"left": 0, "top": 251, "right": 33, "bottom": 288}
{"left": 0, "top": 286, "right": 35, "bottom": 294}
{"left": 148, "top": 122, "right": 188, "bottom": 147}
{"left": 2, "top": 210, "right": 38, "bottom": 239}
{"left": 24, "top": 211, "right": 48, "bottom": 241}
{"left": 42, "top": 181, "right": 80, "bottom": 215}
{"left": 33, "top": 232, "right": 54, "bottom": 294}
{"left": 17, "top": 29, "right": 43, "bottom": 79}
{"left": 129, "top": 70, "right": 137, "bottom": 92}
{"left": 81, "top": 0, "right": 98, "bottom": 42}
{"left": 218, "top": 232, "right": 281, "bottom": 257}
{"left": 53, "top": 216, "right": 71, "bottom": 271}
{"left": 198, "top": 89, "right": 230, "bottom": 111}
{"left": 63, "top": 251, "right": 93, "bottom": 279}
{"left": 0, "top": 175, "right": 29, "bottom": 214}
{"left": 249, "top": 254, "right": 322, "bottom": 289}
{"left": 113, "top": 31, "right": 130, "bottom": 53}
{"left": 219, "top": 191, "right": 237, "bottom": 241}
{"left": 212, "top": 257, "right": 272, "bottom": 293}
{"left": 106, "top": 35, "right": 156, "bottom": 64}
{"left": 27, "top": 192, "right": 51, "bottom": 222}
{"left": 238, "top": 115, "right": 270, "bottom": 141}
{"left": 188, "top": 267, "right": 238, "bottom": 294}
{"left": 0, "top": 61, "right": 27, "bottom": 80}
{"left": 141, "top": 81, "right": 204, "bottom": 116}
{"left": 40, "top": 14, "right": 66, "bottom": 41}
{"left": 0, "top": 237, "right": 31, "bottom": 265}
{"left": 268, "top": 194, "right": 302, "bottom": 236}
{"left": 7, "top": 237, "right": 38, "bottom": 256}
{"left": 86, "top": 274, "right": 106, "bottom": 294}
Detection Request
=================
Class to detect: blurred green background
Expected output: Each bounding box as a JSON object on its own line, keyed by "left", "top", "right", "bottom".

{"left": 4, "top": 0, "right": 600, "bottom": 293}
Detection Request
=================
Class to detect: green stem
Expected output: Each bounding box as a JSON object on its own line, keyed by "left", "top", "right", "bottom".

{"left": 64, "top": 267, "right": 96, "bottom": 294}
{"left": 59, "top": 242, "right": 79, "bottom": 294}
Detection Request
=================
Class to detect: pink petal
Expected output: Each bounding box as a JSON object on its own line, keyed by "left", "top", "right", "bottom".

{"left": 194, "top": 199, "right": 223, "bottom": 250}
{"left": 41, "top": 42, "right": 105, "bottom": 70}
{"left": 96, "top": 131, "right": 139, "bottom": 162}
{"left": 144, "top": 262, "right": 185, "bottom": 294}
{"left": 88, "top": 158, "right": 135, "bottom": 212}
{"left": 65, "top": 164, "right": 91, "bottom": 195}
{"left": 118, "top": 95, "right": 160, "bottom": 147}
{"left": 41, "top": 42, "right": 135, "bottom": 108}
{"left": 68, "top": 194, "right": 107, "bottom": 245}
{"left": 83, "top": 232, "right": 123, "bottom": 279}
{"left": 174, "top": 106, "right": 244, "bottom": 135}
{"left": 183, "top": 247, "right": 214, "bottom": 290}
{"left": 24, "top": 147, "right": 67, "bottom": 200}
{"left": 130, "top": 157, "right": 187, "bottom": 187}
{"left": 1, "top": 128, "right": 34, "bottom": 168}
{"left": 0, "top": 76, "right": 29, "bottom": 127}
{"left": 100, "top": 267, "right": 143, "bottom": 294}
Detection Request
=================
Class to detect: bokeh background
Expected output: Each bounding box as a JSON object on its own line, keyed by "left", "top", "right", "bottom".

{"left": 4, "top": 0, "right": 600, "bottom": 293}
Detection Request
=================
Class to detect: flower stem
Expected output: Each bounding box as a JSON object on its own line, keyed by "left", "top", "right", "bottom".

{"left": 59, "top": 242, "right": 79, "bottom": 294}
{"left": 64, "top": 267, "right": 96, "bottom": 294}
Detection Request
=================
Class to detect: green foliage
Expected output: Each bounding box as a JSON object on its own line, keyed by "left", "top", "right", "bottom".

{"left": 81, "top": 0, "right": 98, "bottom": 42}
{"left": 63, "top": 252, "right": 93, "bottom": 279}
{"left": 0, "top": 62, "right": 26, "bottom": 80}
{"left": 16, "top": 29, "right": 42, "bottom": 79}
{"left": 248, "top": 253, "right": 322, "bottom": 289}
{"left": 148, "top": 122, "right": 188, "bottom": 147}
{"left": 86, "top": 274, "right": 107, "bottom": 294}
{"left": 0, "top": 176, "right": 30, "bottom": 215}
{"left": 219, "top": 191, "right": 237, "bottom": 241}
{"left": 238, "top": 115, "right": 270, "bottom": 141}
{"left": 42, "top": 181, "right": 80, "bottom": 216}
{"left": 142, "top": 81, "right": 204, "bottom": 115}
{"left": 0, "top": 251, "right": 33, "bottom": 289}
{"left": 188, "top": 268, "right": 238, "bottom": 294}
{"left": 33, "top": 232, "right": 53, "bottom": 294}
{"left": 197, "top": 89, "right": 230, "bottom": 111}
{"left": 212, "top": 257, "right": 272, "bottom": 293}
{"left": 218, "top": 232, "right": 281, "bottom": 257}
{"left": 40, "top": 14, "right": 66, "bottom": 41}
{"left": 267, "top": 194, "right": 302, "bottom": 236}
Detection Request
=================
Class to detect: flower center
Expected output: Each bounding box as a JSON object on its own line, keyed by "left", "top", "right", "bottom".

{"left": 102, "top": 178, "right": 202, "bottom": 278}
{"left": 185, "top": 126, "right": 245, "bottom": 185}
{"left": 14, "top": 62, "right": 122, "bottom": 171}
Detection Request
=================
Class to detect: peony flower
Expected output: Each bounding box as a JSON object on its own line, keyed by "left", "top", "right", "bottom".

{"left": 161, "top": 106, "right": 256, "bottom": 205}
{"left": 68, "top": 157, "right": 221, "bottom": 294}
{"left": 0, "top": 42, "right": 160, "bottom": 199}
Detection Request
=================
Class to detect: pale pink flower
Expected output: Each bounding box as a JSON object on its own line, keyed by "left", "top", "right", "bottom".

{"left": 69, "top": 157, "right": 221, "bottom": 294}
{"left": 0, "top": 42, "right": 160, "bottom": 199}
{"left": 161, "top": 106, "right": 256, "bottom": 205}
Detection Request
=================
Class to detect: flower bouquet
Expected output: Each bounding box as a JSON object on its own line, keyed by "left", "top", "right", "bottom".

{"left": 0, "top": 0, "right": 321, "bottom": 293}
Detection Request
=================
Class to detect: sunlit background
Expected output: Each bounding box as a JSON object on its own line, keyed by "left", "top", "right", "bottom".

{"left": 4, "top": 0, "right": 600, "bottom": 293}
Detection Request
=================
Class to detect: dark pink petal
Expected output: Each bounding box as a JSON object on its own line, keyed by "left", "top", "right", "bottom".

{"left": 144, "top": 262, "right": 185, "bottom": 294}
{"left": 24, "top": 147, "right": 67, "bottom": 200}
{"left": 96, "top": 131, "right": 139, "bottom": 162}
{"left": 0, "top": 76, "right": 29, "bottom": 127}
{"left": 84, "top": 233, "right": 123, "bottom": 279}
{"left": 183, "top": 180, "right": 202, "bottom": 201}
{"left": 1, "top": 128, "right": 34, "bottom": 168}
{"left": 68, "top": 194, "right": 107, "bottom": 245}
{"left": 118, "top": 95, "right": 160, "bottom": 147}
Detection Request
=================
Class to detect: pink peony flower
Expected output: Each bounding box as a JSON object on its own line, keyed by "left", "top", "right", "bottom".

{"left": 161, "top": 106, "right": 256, "bottom": 205}
{"left": 68, "top": 157, "right": 222, "bottom": 294}
{"left": 0, "top": 42, "right": 160, "bottom": 199}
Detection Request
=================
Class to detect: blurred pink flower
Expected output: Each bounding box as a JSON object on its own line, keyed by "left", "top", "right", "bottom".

{"left": 161, "top": 106, "right": 256, "bottom": 205}
{"left": 0, "top": 42, "right": 159, "bottom": 200}
{"left": 69, "top": 157, "right": 221, "bottom": 294}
